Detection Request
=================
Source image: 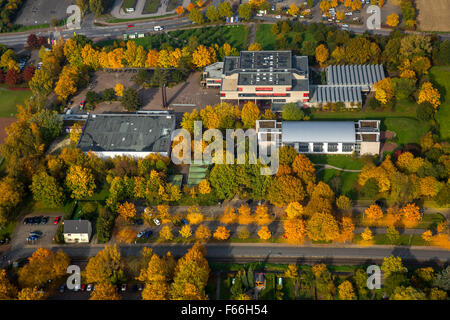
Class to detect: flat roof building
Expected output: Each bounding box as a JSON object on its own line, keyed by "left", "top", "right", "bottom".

{"left": 203, "top": 51, "right": 310, "bottom": 107}
{"left": 77, "top": 113, "right": 175, "bottom": 158}
{"left": 63, "top": 220, "right": 92, "bottom": 244}
{"left": 256, "top": 120, "right": 380, "bottom": 156}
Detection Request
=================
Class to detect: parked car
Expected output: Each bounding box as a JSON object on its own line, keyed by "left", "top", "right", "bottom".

{"left": 23, "top": 217, "right": 32, "bottom": 224}
{"left": 29, "top": 231, "right": 42, "bottom": 237}
{"left": 86, "top": 284, "right": 93, "bottom": 292}
{"left": 181, "top": 219, "right": 189, "bottom": 225}
{"left": 33, "top": 216, "right": 41, "bottom": 224}
{"left": 153, "top": 26, "right": 163, "bottom": 31}
{"left": 41, "top": 216, "right": 49, "bottom": 224}
{"left": 345, "top": 11, "right": 353, "bottom": 16}
{"left": 121, "top": 284, "right": 127, "bottom": 292}
{"left": 26, "top": 235, "right": 38, "bottom": 241}
{"left": 93, "top": 284, "right": 97, "bottom": 291}
{"left": 137, "top": 283, "right": 143, "bottom": 291}
{"left": 74, "top": 284, "right": 80, "bottom": 292}
{"left": 136, "top": 219, "right": 143, "bottom": 225}
{"left": 275, "top": 15, "right": 281, "bottom": 19}
{"left": 59, "top": 285, "right": 65, "bottom": 293}
{"left": 53, "top": 216, "right": 62, "bottom": 224}
{"left": 137, "top": 231, "right": 145, "bottom": 238}
{"left": 81, "top": 284, "right": 86, "bottom": 292}
{"left": 144, "top": 230, "right": 153, "bottom": 238}
{"left": 153, "top": 218, "right": 160, "bottom": 226}
{"left": 79, "top": 100, "right": 86, "bottom": 110}
{"left": 127, "top": 24, "right": 134, "bottom": 28}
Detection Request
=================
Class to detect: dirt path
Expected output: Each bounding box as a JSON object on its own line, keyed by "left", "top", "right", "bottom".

{"left": 315, "top": 164, "right": 363, "bottom": 173}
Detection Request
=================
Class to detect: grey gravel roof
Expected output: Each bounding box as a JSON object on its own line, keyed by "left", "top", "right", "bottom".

{"left": 203, "top": 62, "right": 224, "bottom": 79}
{"left": 282, "top": 121, "right": 356, "bottom": 143}
{"left": 63, "top": 220, "right": 91, "bottom": 234}
{"left": 310, "top": 85, "right": 363, "bottom": 103}
{"left": 326, "top": 64, "right": 385, "bottom": 86}
{"left": 77, "top": 114, "right": 175, "bottom": 153}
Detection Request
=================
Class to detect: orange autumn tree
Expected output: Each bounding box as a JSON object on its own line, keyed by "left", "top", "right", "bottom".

{"left": 418, "top": 82, "right": 441, "bottom": 110}
{"left": 220, "top": 206, "right": 237, "bottom": 224}
{"left": 238, "top": 204, "right": 254, "bottom": 225}
{"left": 179, "top": 225, "right": 192, "bottom": 239}
{"left": 361, "top": 227, "right": 373, "bottom": 242}
{"left": 195, "top": 224, "right": 211, "bottom": 242}
{"left": 254, "top": 204, "right": 271, "bottom": 225}
{"left": 213, "top": 226, "right": 230, "bottom": 240}
{"left": 187, "top": 2, "right": 195, "bottom": 11}
{"left": 159, "top": 225, "right": 174, "bottom": 241}
{"left": 285, "top": 202, "right": 304, "bottom": 219}
{"left": 117, "top": 227, "right": 136, "bottom": 243}
{"left": 315, "top": 44, "right": 329, "bottom": 67}
{"left": 364, "top": 204, "right": 383, "bottom": 226}
{"left": 176, "top": 6, "right": 185, "bottom": 15}
{"left": 400, "top": 203, "right": 421, "bottom": 227}
{"left": 186, "top": 205, "right": 204, "bottom": 224}
{"left": 291, "top": 154, "right": 316, "bottom": 185}
{"left": 117, "top": 201, "right": 136, "bottom": 221}
{"left": 257, "top": 226, "right": 272, "bottom": 240}
{"left": 198, "top": 179, "right": 211, "bottom": 195}
{"left": 306, "top": 211, "right": 340, "bottom": 242}
{"left": 339, "top": 217, "right": 355, "bottom": 243}
{"left": 283, "top": 218, "right": 306, "bottom": 244}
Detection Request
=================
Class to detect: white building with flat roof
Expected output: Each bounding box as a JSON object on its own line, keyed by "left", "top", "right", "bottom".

{"left": 256, "top": 120, "right": 380, "bottom": 155}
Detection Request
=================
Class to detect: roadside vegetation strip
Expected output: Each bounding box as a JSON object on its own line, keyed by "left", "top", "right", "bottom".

{"left": 314, "top": 164, "right": 362, "bottom": 173}
{"left": 104, "top": 13, "right": 177, "bottom": 23}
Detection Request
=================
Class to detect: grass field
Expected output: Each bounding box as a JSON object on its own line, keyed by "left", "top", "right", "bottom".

{"left": 0, "top": 89, "right": 32, "bottom": 117}
{"left": 307, "top": 154, "right": 365, "bottom": 170}
{"left": 384, "top": 118, "right": 430, "bottom": 145}
{"left": 142, "top": 0, "right": 160, "bottom": 14}
{"left": 316, "top": 169, "right": 360, "bottom": 198}
{"left": 430, "top": 66, "right": 450, "bottom": 141}
{"left": 255, "top": 24, "right": 277, "bottom": 50}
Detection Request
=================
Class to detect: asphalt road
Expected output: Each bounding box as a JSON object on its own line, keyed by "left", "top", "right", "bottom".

{"left": 2, "top": 243, "right": 449, "bottom": 269}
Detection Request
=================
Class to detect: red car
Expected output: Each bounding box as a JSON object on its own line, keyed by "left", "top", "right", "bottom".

{"left": 79, "top": 100, "right": 86, "bottom": 109}
{"left": 81, "top": 284, "right": 86, "bottom": 292}
{"left": 53, "top": 216, "right": 62, "bottom": 224}
{"left": 127, "top": 24, "right": 134, "bottom": 28}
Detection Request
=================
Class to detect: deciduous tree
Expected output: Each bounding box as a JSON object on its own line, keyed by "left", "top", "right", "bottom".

{"left": 90, "top": 282, "right": 121, "bottom": 300}
{"left": 213, "top": 225, "right": 230, "bottom": 240}
{"left": 257, "top": 226, "right": 271, "bottom": 240}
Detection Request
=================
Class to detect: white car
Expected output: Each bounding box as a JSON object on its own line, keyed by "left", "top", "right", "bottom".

{"left": 342, "top": 24, "right": 349, "bottom": 29}
{"left": 345, "top": 12, "right": 353, "bottom": 16}
{"left": 86, "top": 284, "right": 93, "bottom": 292}
{"left": 275, "top": 15, "right": 281, "bottom": 19}
{"left": 153, "top": 26, "right": 163, "bottom": 31}
{"left": 153, "top": 218, "right": 160, "bottom": 226}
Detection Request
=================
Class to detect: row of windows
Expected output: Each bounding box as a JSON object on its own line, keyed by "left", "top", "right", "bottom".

{"left": 292, "top": 143, "right": 354, "bottom": 153}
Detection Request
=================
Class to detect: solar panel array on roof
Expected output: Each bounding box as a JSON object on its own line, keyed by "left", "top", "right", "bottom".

{"left": 311, "top": 85, "right": 363, "bottom": 103}
{"left": 239, "top": 51, "right": 292, "bottom": 70}
{"left": 326, "top": 65, "right": 385, "bottom": 86}
{"left": 238, "top": 72, "right": 291, "bottom": 86}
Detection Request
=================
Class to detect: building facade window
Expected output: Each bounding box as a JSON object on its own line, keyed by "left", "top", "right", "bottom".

{"left": 298, "top": 142, "right": 309, "bottom": 152}
{"left": 327, "top": 143, "right": 338, "bottom": 152}
{"left": 313, "top": 143, "right": 323, "bottom": 152}
{"left": 342, "top": 143, "right": 354, "bottom": 152}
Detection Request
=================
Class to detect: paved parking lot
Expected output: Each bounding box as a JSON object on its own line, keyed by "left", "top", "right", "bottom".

{"left": 14, "top": 0, "right": 75, "bottom": 26}
{"left": 11, "top": 213, "right": 63, "bottom": 248}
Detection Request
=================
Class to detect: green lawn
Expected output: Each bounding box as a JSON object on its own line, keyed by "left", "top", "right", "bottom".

{"left": 307, "top": 154, "right": 365, "bottom": 170}
{"left": 316, "top": 169, "right": 360, "bottom": 199}
{"left": 123, "top": 0, "right": 137, "bottom": 9}
{"left": 0, "top": 89, "right": 32, "bottom": 117}
{"left": 255, "top": 24, "right": 277, "bottom": 50}
{"left": 167, "top": 0, "right": 182, "bottom": 11}
{"left": 353, "top": 234, "right": 427, "bottom": 246}
{"left": 430, "top": 66, "right": 450, "bottom": 141}
{"left": 142, "top": 0, "right": 159, "bottom": 14}
{"left": 384, "top": 118, "right": 430, "bottom": 145}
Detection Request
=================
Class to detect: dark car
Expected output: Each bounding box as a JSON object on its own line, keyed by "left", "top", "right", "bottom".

{"left": 33, "top": 216, "right": 41, "bottom": 224}
{"left": 23, "top": 217, "right": 32, "bottom": 224}
{"left": 60, "top": 285, "right": 65, "bottom": 293}
{"left": 132, "top": 284, "right": 138, "bottom": 292}
{"left": 136, "top": 219, "right": 143, "bottom": 225}
{"left": 29, "top": 231, "right": 42, "bottom": 237}
{"left": 375, "top": 200, "right": 385, "bottom": 209}
{"left": 181, "top": 219, "right": 189, "bottom": 225}
{"left": 41, "top": 216, "right": 49, "bottom": 224}
{"left": 144, "top": 230, "right": 153, "bottom": 239}
{"left": 26, "top": 235, "right": 38, "bottom": 241}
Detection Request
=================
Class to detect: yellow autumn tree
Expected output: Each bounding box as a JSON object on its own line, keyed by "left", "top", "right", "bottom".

{"left": 285, "top": 202, "right": 304, "bottom": 219}
{"left": 257, "top": 226, "right": 272, "bottom": 240}
{"left": 198, "top": 179, "right": 211, "bottom": 195}
{"left": 192, "top": 45, "right": 216, "bottom": 68}
{"left": 55, "top": 65, "right": 79, "bottom": 101}
{"left": 364, "top": 204, "right": 383, "bottom": 226}
{"left": 65, "top": 165, "right": 96, "bottom": 199}
{"left": 248, "top": 42, "right": 262, "bottom": 51}
{"left": 17, "top": 287, "right": 46, "bottom": 300}
{"left": 338, "top": 281, "right": 356, "bottom": 300}
{"left": 159, "top": 225, "right": 174, "bottom": 241}
{"left": 238, "top": 204, "right": 254, "bottom": 225}
{"left": 339, "top": 217, "right": 355, "bottom": 243}
{"left": 117, "top": 202, "right": 136, "bottom": 221}
{"left": 145, "top": 50, "right": 159, "bottom": 68}
{"left": 213, "top": 225, "right": 230, "bottom": 240}
{"left": 361, "top": 227, "right": 373, "bottom": 242}
{"left": 241, "top": 101, "right": 260, "bottom": 128}
{"left": 315, "top": 44, "right": 329, "bottom": 67}
{"left": 254, "top": 204, "right": 271, "bottom": 225}
{"left": 287, "top": 3, "right": 300, "bottom": 16}
{"left": 186, "top": 205, "right": 204, "bottom": 224}
{"left": 90, "top": 282, "right": 121, "bottom": 300}
{"left": 70, "top": 123, "right": 82, "bottom": 145}
{"left": 195, "top": 224, "right": 211, "bottom": 242}
{"left": 421, "top": 230, "right": 433, "bottom": 243}
{"left": 374, "top": 77, "right": 394, "bottom": 105}
{"left": 283, "top": 218, "right": 306, "bottom": 244}
{"left": 418, "top": 81, "right": 441, "bottom": 109}
{"left": 115, "top": 83, "right": 124, "bottom": 97}
{"left": 117, "top": 227, "right": 136, "bottom": 244}
{"left": 179, "top": 225, "right": 192, "bottom": 239}
{"left": 306, "top": 211, "right": 340, "bottom": 242}
{"left": 220, "top": 206, "right": 238, "bottom": 224}
{"left": 386, "top": 13, "right": 399, "bottom": 27}
{"left": 400, "top": 203, "right": 421, "bottom": 227}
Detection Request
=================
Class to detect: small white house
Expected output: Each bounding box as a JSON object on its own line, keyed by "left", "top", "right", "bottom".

{"left": 63, "top": 220, "right": 92, "bottom": 243}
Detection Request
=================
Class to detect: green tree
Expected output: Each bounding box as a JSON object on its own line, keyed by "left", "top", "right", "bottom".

{"left": 238, "top": 3, "right": 252, "bottom": 21}
{"left": 189, "top": 8, "right": 205, "bottom": 24}
{"left": 282, "top": 103, "right": 304, "bottom": 120}
{"left": 121, "top": 88, "right": 141, "bottom": 112}
{"left": 31, "top": 171, "right": 65, "bottom": 208}
{"left": 206, "top": 6, "right": 220, "bottom": 22}
{"left": 218, "top": 1, "right": 233, "bottom": 18}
